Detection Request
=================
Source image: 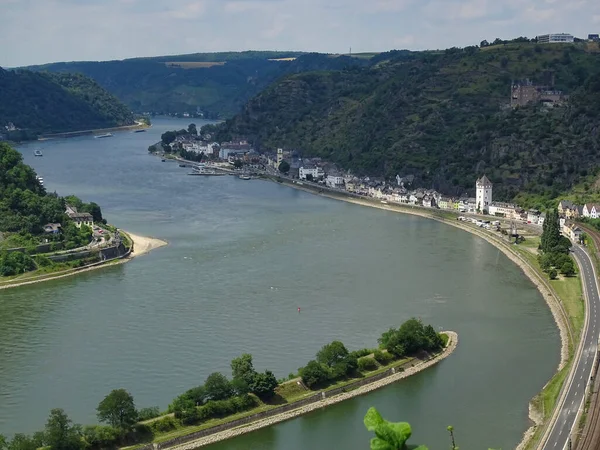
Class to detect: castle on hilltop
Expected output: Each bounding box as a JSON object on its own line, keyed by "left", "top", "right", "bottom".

{"left": 476, "top": 175, "right": 492, "bottom": 213}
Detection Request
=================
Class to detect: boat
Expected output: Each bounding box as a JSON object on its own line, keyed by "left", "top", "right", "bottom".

{"left": 161, "top": 159, "right": 166, "bottom": 162}
{"left": 239, "top": 175, "right": 251, "bottom": 180}
{"left": 94, "top": 133, "right": 113, "bottom": 139}
{"left": 34, "top": 149, "right": 43, "bottom": 157}
{"left": 134, "top": 129, "right": 147, "bottom": 133}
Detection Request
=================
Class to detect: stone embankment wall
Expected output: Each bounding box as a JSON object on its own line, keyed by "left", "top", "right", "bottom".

{"left": 138, "top": 332, "right": 458, "bottom": 450}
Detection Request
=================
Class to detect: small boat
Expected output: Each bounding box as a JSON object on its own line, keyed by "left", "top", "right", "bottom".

{"left": 94, "top": 133, "right": 113, "bottom": 139}
{"left": 134, "top": 129, "right": 147, "bottom": 133}
{"left": 239, "top": 175, "right": 251, "bottom": 180}
{"left": 161, "top": 159, "right": 166, "bottom": 162}
{"left": 179, "top": 164, "right": 187, "bottom": 168}
{"left": 34, "top": 149, "right": 43, "bottom": 157}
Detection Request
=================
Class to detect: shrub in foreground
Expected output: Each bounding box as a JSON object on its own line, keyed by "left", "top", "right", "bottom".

{"left": 358, "top": 357, "right": 378, "bottom": 372}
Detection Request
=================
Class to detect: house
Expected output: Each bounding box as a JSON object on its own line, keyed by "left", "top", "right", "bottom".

{"left": 563, "top": 222, "right": 583, "bottom": 241}
{"left": 582, "top": 204, "right": 600, "bottom": 219}
{"left": 558, "top": 200, "right": 574, "bottom": 217}
{"left": 409, "top": 194, "right": 418, "bottom": 205}
{"left": 65, "top": 206, "right": 94, "bottom": 229}
{"left": 488, "top": 202, "right": 517, "bottom": 218}
{"left": 422, "top": 196, "right": 436, "bottom": 208}
{"left": 437, "top": 197, "right": 452, "bottom": 210}
{"left": 299, "top": 165, "right": 324, "bottom": 181}
{"left": 527, "top": 210, "right": 542, "bottom": 224}
{"left": 325, "top": 172, "right": 345, "bottom": 189}
{"left": 536, "top": 33, "right": 574, "bottom": 44}
{"left": 43, "top": 223, "right": 62, "bottom": 234}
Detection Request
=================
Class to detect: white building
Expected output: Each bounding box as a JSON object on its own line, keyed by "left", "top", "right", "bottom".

{"left": 325, "top": 173, "right": 344, "bottom": 189}
{"left": 299, "top": 166, "right": 324, "bottom": 181}
{"left": 488, "top": 202, "right": 516, "bottom": 218}
{"left": 476, "top": 175, "right": 493, "bottom": 213}
{"left": 583, "top": 203, "right": 600, "bottom": 219}
{"left": 537, "top": 33, "right": 574, "bottom": 44}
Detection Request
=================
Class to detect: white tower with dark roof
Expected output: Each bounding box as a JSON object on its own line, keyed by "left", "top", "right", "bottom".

{"left": 476, "top": 175, "right": 493, "bottom": 213}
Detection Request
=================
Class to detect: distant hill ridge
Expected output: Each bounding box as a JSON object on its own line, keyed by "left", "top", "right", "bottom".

{"left": 0, "top": 68, "right": 134, "bottom": 138}
{"left": 23, "top": 52, "right": 373, "bottom": 117}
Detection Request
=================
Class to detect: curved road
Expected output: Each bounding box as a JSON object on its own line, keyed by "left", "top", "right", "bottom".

{"left": 541, "top": 244, "right": 600, "bottom": 450}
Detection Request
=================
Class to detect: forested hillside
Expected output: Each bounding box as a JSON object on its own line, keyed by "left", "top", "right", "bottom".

{"left": 212, "top": 42, "right": 600, "bottom": 203}
{"left": 25, "top": 52, "right": 369, "bottom": 117}
{"left": 0, "top": 68, "right": 134, "bottom": 137}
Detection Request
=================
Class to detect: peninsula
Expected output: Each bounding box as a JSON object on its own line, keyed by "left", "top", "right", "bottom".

{"left": 0, "top": 142, "right": 166, "bottom": 289}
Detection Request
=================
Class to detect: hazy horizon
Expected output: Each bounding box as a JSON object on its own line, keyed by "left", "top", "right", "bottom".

{"left": 1, "top": 0, "right": 599, "bottom": 67}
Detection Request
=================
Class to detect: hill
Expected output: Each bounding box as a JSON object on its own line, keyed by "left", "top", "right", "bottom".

{"left": 0, "top": 68, "right": 135, "bottom": 139}
{"left": 210, "top": 42, "right": 600, "bottom": 205}
{"left": 24, "top": 52, "right": 371, "bottom": 117}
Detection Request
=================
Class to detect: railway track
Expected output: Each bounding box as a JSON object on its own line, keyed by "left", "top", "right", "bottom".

{"left": 575, "top": 225, "right": 600, "bottom": 450}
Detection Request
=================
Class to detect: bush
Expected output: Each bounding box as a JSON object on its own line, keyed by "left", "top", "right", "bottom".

{"left": 83, "top": 425, "right": 120, "bottom": 450}
{"left": 549, "top": 269, "right": 558, "bottom": 280}
{"left": 137, "top": 407, "right": 161, "bottom": 422}
{"left": 373, "top": 350, "right": 394, "bottom": 365}
{"left": 196, "top": 395, "right": 258, "bottom": 422}
{"left": 350, "top": 348, "right": 374, "bottom": 359}
{"left": 358, "top": 357, "right": 378, "bottom": 372}
{"left": 150, "top": 416, "right": 178, "bottom": 433}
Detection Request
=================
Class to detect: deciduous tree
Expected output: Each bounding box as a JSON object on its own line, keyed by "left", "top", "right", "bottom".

{"left": 96, "top": 389, "right": 137, "bottom": 430}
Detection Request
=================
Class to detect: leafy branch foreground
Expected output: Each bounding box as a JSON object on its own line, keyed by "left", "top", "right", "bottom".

{"left": 364, "top": 407, "right": 500, "bottom": 450}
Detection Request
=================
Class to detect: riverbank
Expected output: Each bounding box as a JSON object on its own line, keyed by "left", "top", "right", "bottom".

{"left": 133, "top": 332, "right": 457, "bottom": 450}
{"left": 268, "top": 177, "right": 572, "bottom": 450}
{"left": 0, "top": 231, "right": 167, "bottom": 290}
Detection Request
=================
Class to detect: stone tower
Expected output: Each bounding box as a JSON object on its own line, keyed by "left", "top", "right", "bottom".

{"left": 476, "top": 175, "right": 493, "bottom": 213}
{"left": 277, "top": 148, "right": 283, "bottom": 167}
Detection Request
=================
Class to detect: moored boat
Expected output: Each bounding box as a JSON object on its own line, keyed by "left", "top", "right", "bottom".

{"left": 34, "top": 149, "right": 43, "bottom": 157}
{"left": 94, "top": 133, "right": 113, "bottom": 139}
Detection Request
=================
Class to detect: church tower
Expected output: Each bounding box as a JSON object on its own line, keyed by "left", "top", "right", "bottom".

{"left": 476, "top": 175, "right": 493, "bottom": 213}
{"left": 277, "top": 148, "right": 283, "bottom": 167}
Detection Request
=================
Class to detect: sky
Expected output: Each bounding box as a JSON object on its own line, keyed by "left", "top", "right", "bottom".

{"left": 1, "top": 0, "right": 600, "bottom": 67}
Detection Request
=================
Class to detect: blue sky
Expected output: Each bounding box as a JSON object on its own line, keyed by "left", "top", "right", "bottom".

{"left": 1, "top": 0, "right": 599, "bottom": 67}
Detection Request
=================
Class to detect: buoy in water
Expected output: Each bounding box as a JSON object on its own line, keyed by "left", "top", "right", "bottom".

{"left": 298, "top": 307, "right": 301, "bottom": 313}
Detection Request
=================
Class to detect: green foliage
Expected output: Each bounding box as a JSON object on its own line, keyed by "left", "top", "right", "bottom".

{"left": 358, "top": 356, "right": 378, "bottom": 372}
{"left": 96, "top": 389, "right": 137, "bottom": 430}
{"left": 299, "top": 360, "right": 330, "bottom": 388}
{"left": 136, "top": 406, "right": 161, "bottom": 422}
{"left": 378, "top": 319, "right": 443, "bottom": 357}
{"left": 248, "top": 370, "right": 278, "bottom": 400}
{"left": 44, "top": 408, "right": 83, "bottom": 450}
{"left": 541, "top": 209, "right": 561, "bottom": 253}
{"left": 0, "top": 68, "right": 133, "bottom": 136}
{"left": 214, "top": 43, "right": 600, "bottom": 202}
{"left": 278, "top": 160, "right": 290, "bottom": 173}
{"left": 0, "top": 251, "right": 36, "bottom": 276}
{"left": 82, "top": 425, "right": 119, "bottom": 450}
{"left": 373, "top": 350, "right": 394, "bottom": 365}
{"left": 316, "top": 340, "right": 356, "bottom": 378}
{"left": 364, "top": 407, "right": 428, "bottom": 450}
{"left": 188, "top": 123, "right": 197, "bottom": 135}
{"left": 149, "top": 416, "right": 178, "bottom": 433}
{"left": 549, "top": 268, "right": 558, "bottom": 280}
{"left": 231, "top": 353, "right": 255, "bottom": 383}
{"left": 561, "top": 260, "right": 576, "bottom": 276}
{"left": 204, "top": 372, "right": 234, "bottom": 401}
{"left": 5, "top": 434, "right": 38, "bottom": 450}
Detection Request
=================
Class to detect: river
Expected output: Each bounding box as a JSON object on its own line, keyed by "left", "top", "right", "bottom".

{"left": 0, "top": 117, "right": 560, "bottom": 449}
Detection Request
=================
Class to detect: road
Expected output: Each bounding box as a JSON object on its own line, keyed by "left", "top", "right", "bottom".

{"left": 541, "top": 244, "right": 600, "bottom": 450}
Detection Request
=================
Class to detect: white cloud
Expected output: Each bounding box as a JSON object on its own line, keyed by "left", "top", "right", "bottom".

{"left": 1, "top": 0, "right": 599, "bottom": 67}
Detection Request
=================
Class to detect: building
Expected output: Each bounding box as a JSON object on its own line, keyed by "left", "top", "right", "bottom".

{"left": 66, "top": 208, "right": 94, "bottom": 228}
{"left": 422, "top": 196, "right": 435, "bottom": 208}
{"left": 583, "top": 204, "right": 600, "bottom": 219}
{"left": 562, "top": 222, "right": 583, "bottom": 241}
{"left": 537, "top": 33, "right": 574, "bottom": 44}
{"left": 557, "top": 200, "right": 574, "bottom": 217}
{"left": 476, "top": 175, "right": 493, "bottom": 213}
{"left": 511, "top": 81, "right": 567, "bottom": 108}
{"left": 325, "top": 172, "right": 344, "bottom": 189}
{"left": 488, "top": 202, "right": 516, "bottom": 218}
{"left": 276, "top": 148, "right": 283, "bottom": 168}
{"left": 588, "top": 34, "right": 599, "bottom": 42}
{"left": 437, "top": 197, "right": 452, "bottom": 210}
{"left": 299, "top": 165, "right": 324, "bottom": 181}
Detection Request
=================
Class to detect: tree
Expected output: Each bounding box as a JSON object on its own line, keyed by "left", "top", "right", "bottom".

{"left": 184, "top": 386, "right": 206, "bottom": 406}
{"left": 233, "top": 159, "right": 243, "bottom": 169}
{"left": 161, "top": 131, "right": 176, "bottom": 146}
{"left": 539, "top": 253, "right": 553, "bottom": 272}
{"left": 549, "top": 269, "right": 558, "bottom": 280}
{"left": 249, "top": 370, "right": 278, "bottom": 399}
{"left": 137, "top": 406, "right": 160, "bottom": 421}
{"left": 364, "top": 407, "right": 428, "bottom": 450}
{"left": 231, "top": 377, "right": 251, "bottom": 396}
{"left": 96, "top": 389, "right": 137, "bottom": 430}
{"left": 188, "top": 123, "right": 197, "bottom": 135}
{"left": 231, "top": 353, "right": 255, "bottom": 383}
{"left": 299, "top": 360, "right": 330, "bottom": 388}
{"left": 204, "top": 372, "right": 234, "bottom": 401}
{"left": 317, "top": 341, "right": 349, "bottom": 368}
{"left": 561, "top": 260, "right": 575, "bottom": 277}
{"left": 0, "top": 435, "right": 6, "bottom": 450}
{"left": 480, "top": 40, "right": 489, "bottom": 47}
{"left": 6, "top": 435, "right": 37, "bottom": 450}
{"left": 44, "top": 409, "right": 83, "bottom": 450}
{"left": 278, "top": 160, "right": 290, "bottom": 173}
{"left": 541, "top": 209, "right": 560, "bottom": 253}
